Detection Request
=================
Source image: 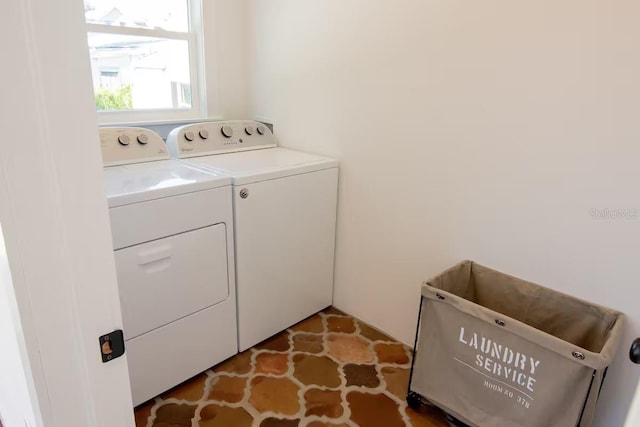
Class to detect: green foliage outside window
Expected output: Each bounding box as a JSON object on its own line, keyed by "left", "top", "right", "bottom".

{"left": 95, "top": 85, "right": 133, "bottom": 111}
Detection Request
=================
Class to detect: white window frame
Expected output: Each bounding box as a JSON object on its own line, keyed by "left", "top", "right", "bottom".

{"left": 86, "top": 0, "right": 207, "bottom": 125}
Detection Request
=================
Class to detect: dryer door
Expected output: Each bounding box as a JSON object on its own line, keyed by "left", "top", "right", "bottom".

{"left": 115, "top": 223, "right": 229, "bottom": 340}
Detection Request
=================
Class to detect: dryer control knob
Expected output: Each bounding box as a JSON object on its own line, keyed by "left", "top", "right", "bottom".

{"left": 256, "top": 125, "right": 266, "bottom": 135}
{"left": 245, "top": 126, "right": 254, "bottom": 135}
{"left": 184, "top": 131, "right": 195, "bottom": 141}
{"left": 221, "top": 125, "right": 233, "bottom": 138}
{"left": 137, "top": 133, "right": 149, "bottom": 144}
{"left": 199, "top": 130, "right": 209, "bottom": 139}
{"left": 117, "top": 135, "right": 130, "bottom": 146}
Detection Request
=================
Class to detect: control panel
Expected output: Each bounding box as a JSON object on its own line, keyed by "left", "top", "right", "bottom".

{"left": 166, "top": 120, "right": 276, "bottom": 158}
{"left": 100, "top": 127, "right": 169, "bottom": 167}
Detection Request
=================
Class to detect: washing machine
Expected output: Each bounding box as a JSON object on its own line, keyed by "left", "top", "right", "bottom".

{"left": 167, "top": 121, "right": 339, "bottom": 351}
{"left": 100, "top": 127, "right": 238, "bottom": 405}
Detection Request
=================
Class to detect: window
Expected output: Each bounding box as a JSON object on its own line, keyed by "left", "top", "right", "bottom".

{"left": 85, "top": 0, "right": 204, "bottom": 123}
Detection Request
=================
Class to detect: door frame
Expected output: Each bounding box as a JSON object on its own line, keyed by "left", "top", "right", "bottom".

{"left": 0, "top": 0, "right": 134, "bottom": 425}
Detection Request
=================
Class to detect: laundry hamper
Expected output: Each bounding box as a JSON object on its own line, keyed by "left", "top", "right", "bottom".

{"left": 407, "top": 261, "right": 624, "bottom": 427}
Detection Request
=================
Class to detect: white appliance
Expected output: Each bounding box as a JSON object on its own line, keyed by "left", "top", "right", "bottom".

{"left": 100, "top": 127, "right": 238, "bottom": 405}
{"left": 167, "top": 120, "right": 339, "bottom": 351}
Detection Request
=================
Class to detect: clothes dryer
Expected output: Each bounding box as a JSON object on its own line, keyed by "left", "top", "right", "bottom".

{"left": 101, "top": 127, "right": 237, "bottom": 405}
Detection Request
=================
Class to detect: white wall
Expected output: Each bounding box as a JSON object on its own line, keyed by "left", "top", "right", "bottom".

{"left": 205, "top": 0, "right": 251, "bottom": 118}
{"left": 248, "top": 1, "right": 640, "bottom": 425}
{"left": 625, "top": 380, "right": 640, "bottom": 427}
{"left": 0, "top": 226, "right": 39, "bottom": 427}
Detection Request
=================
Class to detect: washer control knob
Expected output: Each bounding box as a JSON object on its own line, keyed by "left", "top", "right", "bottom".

{"left": 117, "top": 134, "right": 130, "bottom": 146}
{"left": 184, "top": 131, "right": 195, "bottom": 142}
{"left": 245, "top": 126, "right": 254, "bottom": 135}
{"left": 137, "top": 133, "right": 149, "bottom": 144}
{"left": 221, "top": 125, "right": 233, "bottom": 138}
{"left": 256, "top": 125, "right": 266, "bottom": 135}
{"left": 199, "top": 130, "right": 209, "bottom": 139}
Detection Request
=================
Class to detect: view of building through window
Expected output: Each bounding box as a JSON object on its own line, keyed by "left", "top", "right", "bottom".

{"left": 85, "top": 0, "right": 194, "bottom": 112}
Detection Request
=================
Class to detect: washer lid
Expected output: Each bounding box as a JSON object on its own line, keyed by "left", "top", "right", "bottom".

{"left": 104, "top": 159, "right": 231, "bottom": 207}
{"left": 183, "top": 147, "right": 339, "bottom": 185}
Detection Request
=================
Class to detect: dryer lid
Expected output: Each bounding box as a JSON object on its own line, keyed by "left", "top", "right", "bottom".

{"left": 104, "top": 159, "right": 231, "bottom": 207}
{"left": 183, "top": 147, "right": 339, "bottom": 185}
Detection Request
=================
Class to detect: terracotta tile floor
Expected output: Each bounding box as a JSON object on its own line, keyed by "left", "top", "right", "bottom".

{"left": 134, "top": 307, "right": 451, "bottom": 427}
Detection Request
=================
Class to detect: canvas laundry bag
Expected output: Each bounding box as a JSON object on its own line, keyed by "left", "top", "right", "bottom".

{"left": 408, "top": 261, "right": 624, "bottom": 427}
